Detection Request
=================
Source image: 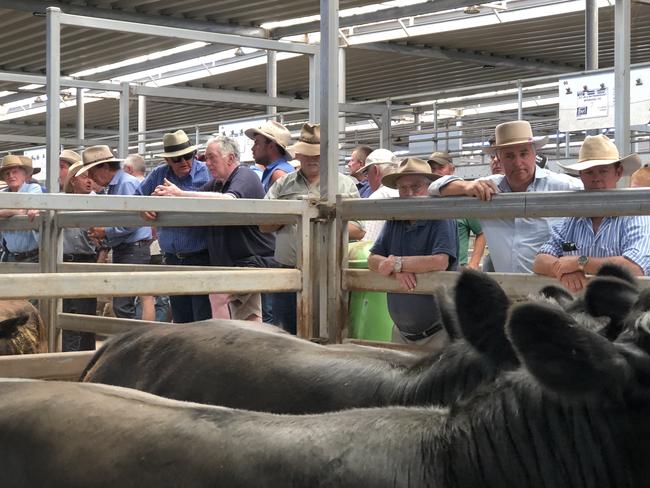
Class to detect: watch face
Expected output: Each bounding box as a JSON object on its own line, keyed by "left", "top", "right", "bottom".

{"left": 577, "top": 255, "right": 588, "bottom": 266}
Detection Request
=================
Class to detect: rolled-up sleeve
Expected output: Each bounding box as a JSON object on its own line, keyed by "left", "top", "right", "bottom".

{"left": 537, "top": 219, "right": 568, "bottom": 258}
{"left": 427, "top": 175, "right": 462, "bottom": 197}
{"left": 621, "top": 216, "right": 650, "bottom": 275}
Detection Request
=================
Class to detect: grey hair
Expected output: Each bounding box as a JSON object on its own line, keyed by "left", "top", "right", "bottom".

{"left": 123, "top": 153, "right": 146, "bottom": 173}
{"left": 206, "top": 135, "right": 240, "bottom": 161}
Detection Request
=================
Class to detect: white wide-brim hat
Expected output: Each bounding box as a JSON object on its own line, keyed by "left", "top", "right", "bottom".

{"left": 558, "top": 134, "right": 641, "bottom": 176}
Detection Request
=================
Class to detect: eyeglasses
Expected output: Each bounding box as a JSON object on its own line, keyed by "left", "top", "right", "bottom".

{"left": 169, "top": 152, "right": 195, "bottom": 163}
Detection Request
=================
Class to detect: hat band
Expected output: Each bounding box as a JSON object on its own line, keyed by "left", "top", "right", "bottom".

{"left": 164, "top": 141, "right": 193, "bottom": 153}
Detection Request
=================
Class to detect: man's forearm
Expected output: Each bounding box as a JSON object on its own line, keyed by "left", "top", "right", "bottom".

{"left": 402, "top": 254, "right": 449, "bottom": 273}
{"left": 439, "top": 180, "right": 473, "bottom": 196}
{"left": 468, "top": 234, "right": 486, "bottom": 268}
{"left": 533, "top": 253, "right": 559, "bottom": 277}
{"left": 0, "top": 209, "right": 25, "bottom": 219}
{"left": 583, "top": 256, "right": 644, "bottom": 276}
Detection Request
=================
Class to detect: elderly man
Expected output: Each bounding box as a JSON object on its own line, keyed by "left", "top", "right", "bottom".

{"left": 358, "top": 148, "right": 399, "bottom": 242}
{"left": 153, "top": 135, "right": 276, "bottom": 322}
{"left": 428, "top": 120, "right": 583, "bottom": 273}
{"left": 0, "top": 155, "right": 42, "bottom": 263}
{"left": 348, "top": 145, "right": 373, "bottom": 198}
{"left": 76, "top": 145, "right": 153, "bottom": 320}
{"left": 58, "top": 149, "right": 82, "bottom": 189}
{"left": 137, "top": 130, "right": 212, "bottom": 323}
{"left": 427, "top": 151, "right": 455, "bottom": 176}
{"left": 245, "top": 121, "right": 294, "bottom": 193}
{"left": 534, "top": 135, "right": 650, "bottom": 292}
{"left": 261, "top": 123, "right": 363, "bottom": 334}
{"left": 123, "top": 154, "right": 147, "bottom": 181}
{"left": 368, "top": 157, "right": 458, "bottom": 351}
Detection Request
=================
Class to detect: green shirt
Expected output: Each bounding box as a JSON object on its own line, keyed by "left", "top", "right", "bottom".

{"left": 265, "top": 170, "right": 360, "bottom": 266}
{"left": 457, "top": 218, "right": 483, "bottom": 266}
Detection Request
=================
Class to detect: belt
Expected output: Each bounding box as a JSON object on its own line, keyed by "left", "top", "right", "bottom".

{"left": 399, "top": 322, "right": 444, "bottom": 342}
{"left": 165, "top": 249, "right": 209, "bottom": 260}
{"left": 63, "top": 253, "right": 97, "bottom": 263}
{"left": 113, "top": 239, "right": 151, "bottom": 250}
{"left": 9, "top": 249, "right": 39, "bottom": 260}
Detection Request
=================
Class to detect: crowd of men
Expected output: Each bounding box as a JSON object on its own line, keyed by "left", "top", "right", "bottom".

{"left": 2, "top": 117, "right": 650, "bottom": 352}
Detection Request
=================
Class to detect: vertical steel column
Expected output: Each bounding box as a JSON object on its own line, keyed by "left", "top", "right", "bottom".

{"left": 138, "top": 95, "right": 147, "bottom": 155}
{"left": 565, "top": 132, "right": 571, "bottom": 159}
{"left": 195, "top": 126, "right": 200, "bottom": 146}
{"left": 517, "top": 80, "right": 523, "bottom": 120}
{"left": 586, "top": 0, "right": 599, "bottom": 70}
{"left": 76, "top": 88, "right": 84, "bottom": 150}
{"left": 267, "top": 50, "right": 277, "bottom": 116}
{"left": 433, "top": 102, "right": 438, "bottom": 151}
{"left": 118, "top": 82, "right": 130, "bottom": 158}
{"left": 614, "top": 0, "right": 631, "bottom": 158}
{"left": 380, "top": 100, "right": 392, "bottom": 150}
{"left": 338, "top": 47, "right": 346, "bottom": 136}
{"left": 309, "top": 53, "right": 321, "bottom": 123}
{"left": 414, "top": 109, "right": 421, "bottom": 132}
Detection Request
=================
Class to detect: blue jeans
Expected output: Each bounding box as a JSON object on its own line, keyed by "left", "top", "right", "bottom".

{"left": 62, "top": 297, "right": 97, "bottom": 352}
{"left": 164, "top": 251, "right": 212, "bottom": 323}
{"left": 112, "top": 242, "right": 151, "bottom": 319}
{"left": 135, "top": 295, "right": 171, "bottom": 322}
{"left": 273, "top": 292, "right": 297, "bottom": 335}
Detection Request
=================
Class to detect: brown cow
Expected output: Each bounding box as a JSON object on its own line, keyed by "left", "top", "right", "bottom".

{"left": 0, "top": 300, "right": 46, "bottom": 355}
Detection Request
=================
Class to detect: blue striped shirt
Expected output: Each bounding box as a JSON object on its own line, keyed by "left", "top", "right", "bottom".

{"left": 136, "top": 161, "right": 211, "bottom": 254}
{"left": 1, "top": 183, "right": 41, "bottom": 253}
{"left": 104, "top": 170, "right": 152, "bottom": 247}
{"left": 538, "top": 215, "right": 650, "bottom": 275}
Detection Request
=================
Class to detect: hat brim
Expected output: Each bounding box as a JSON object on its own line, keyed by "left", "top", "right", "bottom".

{"left": 155, "top": 145, "right": 198, "bottom": 158}
{"left": 357, "top": 161, "right": 396, "bottom": 175}
{"left": 427, "top": 157, "right": 453, "bottom": 167}
{"left": 558, "top": 153, "right": 642, "bottom": 176}
{"left": 76, "top": 158, "right": 122, "bottom": 176}
{"left": 381, "top": 171, "right": 440, "bottom": 189}
{"left": 288, "top": 142, "right": 320, "bottom": 157}
{"left": 483, "top": 136, "right": 549, "bottom": 154}
{"left": 0, "top": 164, "right": 34, "bottom": 181}
{"left": 63, "top": 162, "right": 84, "bottom": 193}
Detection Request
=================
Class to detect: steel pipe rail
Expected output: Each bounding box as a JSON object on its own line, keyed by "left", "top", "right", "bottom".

{"left": 58, "top": 313, "right": 158, "bottom": 336}
{"left": 0, "top": 269, "right": 302, "bottom": 300}
{"left": 338, "top": 189, "right": 650, "bottom": 221}
{"left": 0, "top": 351, "right": 95, "bottom": 380}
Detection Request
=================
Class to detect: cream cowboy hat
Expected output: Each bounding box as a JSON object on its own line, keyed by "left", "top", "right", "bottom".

{"left": 244, "top": 121, "right": 293, "bottom": 155}
{"left": 427, "top": 151, "right": 454, "bottom": 168}
{"left": 59, "top": 149, "right": 82, "bottom": 166}
{"left": 155, "top": 130, "right": 199, "bottom": 158}
{"left": 483, "top": 120, "right": 548, "bottom": 154}
{"left": 63, "top": 161, "right": 85, "bottom": 193}
{"left": 358, "top": 149, "right": 399, "bottom": 174}
{"left": 381, "top": 157, "right": 441, "bottom": 189}
{"left": 558, "top": 134, "right": 641, "bottom": 176}
{"left": 287, "top": 123, "right": 320, "bottom": 157}
{"left": 0, "top": 154, "right": 40, "bottom": 180}
{"left": 76, "top": 145, "right": 123, "bottom": 176}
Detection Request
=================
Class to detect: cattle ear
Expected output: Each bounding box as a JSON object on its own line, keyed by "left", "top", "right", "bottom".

{"left": 584, "top": 276, "right": 638, "bottom": 325}
{"left": 507, "top": 302, "right": 630, "bottom": 395}
{"left": 454, "top": 269, "right": 518, "bottom": 367}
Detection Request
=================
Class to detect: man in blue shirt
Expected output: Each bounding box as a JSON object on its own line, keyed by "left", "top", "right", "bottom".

{"left": 137, "top": 130, "right": 212, "bottom": 323}
{"left": 245, "top": 121, "right": 294, "bottom": 193}
{"left": 0, "top": 155, "right": 42, "bottom": 263}
{"left": 369, "top": 157, "right": 458, "bottom": 351}
{"left": 534, "top": 134, "right": 650, "bottom": 292}
{"left": 77, "top": 145, "right": 153, "bottom": 319}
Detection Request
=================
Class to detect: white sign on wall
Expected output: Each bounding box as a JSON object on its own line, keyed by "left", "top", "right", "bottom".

{"left": 218, "top": 119, "right": 266, "bottom": 163}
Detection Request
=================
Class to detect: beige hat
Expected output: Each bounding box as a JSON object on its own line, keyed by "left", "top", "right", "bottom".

{"left": 358, "top": 149, "right": 399, "bottom": 174}
{"left": 244, "top": 120, "right": 293, "bottom": 155}
{"left": 558, "top": 134, "right": 641, "bottom": 176}
{"left": 287, "top": 123, "right": 320, "bottom": 157}
{"left": 59, "top": 149, "right": 82, "bottom": 166}
{"left": 76, "top": 145, "right": 123, "bottom": 176}
{"left": 381, "top": 157, "right": 441, "bottom": 189}
{"left": 63, "top": 161, "right": 84, "bottom": 193}
{"left": 155, "top": 130, "right": 199, "bottom": 158}
{"left": 0, "top": 154, "right": 39, "bottom": 181}
{"left": 483, "top": 120, "right": 548, "bottom": 154}
{"left": 427, "top": 151, "right": 454, "bottom": 168}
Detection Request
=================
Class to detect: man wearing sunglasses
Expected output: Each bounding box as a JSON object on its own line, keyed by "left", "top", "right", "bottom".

{"left": 137, "top": 129, "right": 212, "bottom": 323}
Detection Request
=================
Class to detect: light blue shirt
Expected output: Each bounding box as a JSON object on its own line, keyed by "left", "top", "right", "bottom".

{"left": 428, "top": 167, "right": 584, "bottom": 273}
{"left": 538, "top": 215, "right": 650, "bottom": 275}
{"left": 104, "top": 170, "right": 152, "bottom": 247}
{"left": 2, "top": 183, "right": 41, "bottom": 253}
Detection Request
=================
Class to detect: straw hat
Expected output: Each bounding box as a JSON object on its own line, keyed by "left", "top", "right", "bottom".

{"left": 59, "top": 149, "right": 82, "bottom": 166}
{"left": 0, "top": 154, "right": 40, "bottom": 181}
{"left": 287, "top": 123, "right": 320, "bottom": 157}
{"left": 63, "top": 161, "right": 85, "bottom": 193}
{"left": 358, "top": 149, "right": 399, "bottom": 174}
{"left": 483, "top": 120, "right": 548, "bottom": 154}
{"left": 76, "top": 145, "right": 122, "bottom": 176}
{"left": 244, "top": 121, "right": 293, "bottom": 155}
{"left": 381, "top": 157, "right": 441, "bottom": 189}
{"left": 558, "top": 134, "right": 641, "bottom": 176}
{"left": 427, "top": 151, "right": 454, "bottom": 168}
{"left": 155, "top": 130, "right": 198, "bottom": 158}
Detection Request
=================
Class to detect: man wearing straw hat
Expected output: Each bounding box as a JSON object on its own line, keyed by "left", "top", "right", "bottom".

{"left": 0, "top": 154, "right": 43, "bottom": 263}
{"left": 58, "top": 149, "right": 82, "bottom": 189}
{"left": 369, "top": 157, "right": 458, "bottom": 351}
{"left": 245, "top": 121, "right": 295, "bottom": 193}
{"left": 428, "top": 120, "right": 583, "bottom": 273}
{"left": 261, "top": 123, "right": 363, "bottom": 334}
{"left": 534, "top": 135, "right": 650, "bottom": 292}
{"left": 76, "top": 145, "right": 153, "bottom": 320}
{"left": 137, "top": 129, "right": 212, "bottom": 323}
{"left": 348, "top": 145, "right": 374, "bottom": 198}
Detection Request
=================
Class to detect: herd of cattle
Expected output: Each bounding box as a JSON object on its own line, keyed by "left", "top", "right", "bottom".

{"left": 2, "top": 266, "right": 650, "bottom": 487}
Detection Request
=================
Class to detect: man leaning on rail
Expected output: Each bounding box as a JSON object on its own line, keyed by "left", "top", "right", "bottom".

{"left": 534, "top": 134, "right": 650, "bottom": 292}
{"left": 427, "top": 120, "right": 583, "bottom": 273}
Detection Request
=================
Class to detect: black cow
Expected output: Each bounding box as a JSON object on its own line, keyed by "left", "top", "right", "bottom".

{"left": 81, "top": 271, "right": 514, "bottom": 412}
{"left": 4, "top": 295, "right": 650, "bottom": 487}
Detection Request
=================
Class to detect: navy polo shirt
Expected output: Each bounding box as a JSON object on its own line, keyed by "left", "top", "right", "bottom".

{"left": 370, "top": 219, "right": 458, "bottom": 335}
{"left": 201, "top": 165, "right": 275, "bottom": 267}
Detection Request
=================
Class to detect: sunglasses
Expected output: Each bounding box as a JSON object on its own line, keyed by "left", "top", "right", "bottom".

{"left": 169, "top": 151, "right": 195, "bottom": 163}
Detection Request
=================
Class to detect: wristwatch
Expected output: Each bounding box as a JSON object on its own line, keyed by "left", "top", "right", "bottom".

{"left": 394, "top": 256, "right": 403, "bottom": 273}
{"left": 577, "top": 255, "right": 589, "bottom": 270}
